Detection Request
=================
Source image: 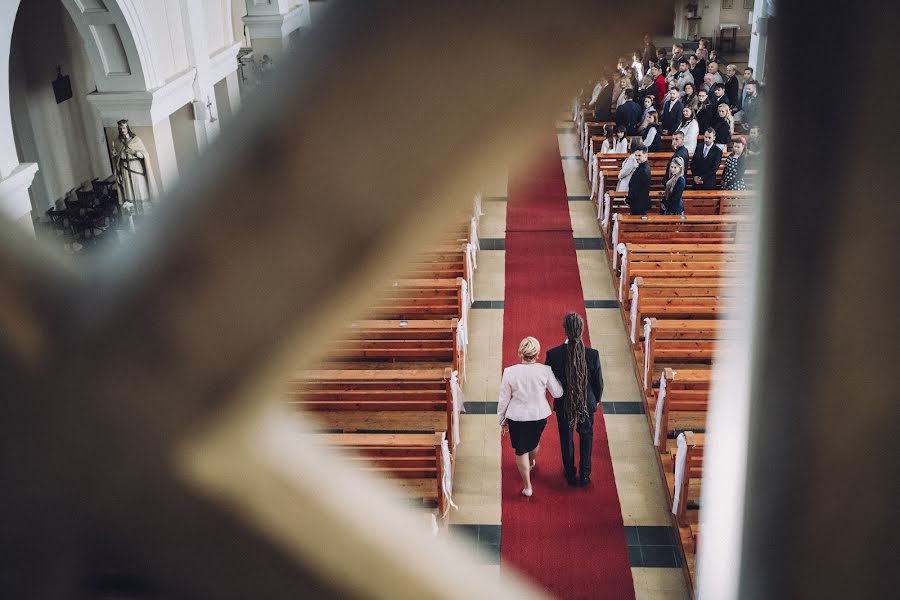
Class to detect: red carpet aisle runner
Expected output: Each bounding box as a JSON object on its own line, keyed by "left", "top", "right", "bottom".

{"left": 500, "top": 143, "right": 635, "bottom": 599}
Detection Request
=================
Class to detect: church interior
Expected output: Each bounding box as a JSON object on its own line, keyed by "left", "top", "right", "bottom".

{"left": 0, "top": 2, "right": 894, "bottom": 600}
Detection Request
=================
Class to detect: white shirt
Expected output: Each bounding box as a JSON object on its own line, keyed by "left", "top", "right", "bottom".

{"left": 497, "top": 363, "right": 563, "bottom": 425}
{"left": 677, "top": 119, "right": 699, "bottom": 154}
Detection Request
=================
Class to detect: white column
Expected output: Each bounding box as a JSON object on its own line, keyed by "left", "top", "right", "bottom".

{"left": 0, "top": 162, "right": 39, "bottom": 235}
{"left": 180, "top": 0, "right": 221, "bottom": 150}
{"left": 243, "top": 0, "right": 310, "bottom": 63}
{"left": 747, "top": 0, "right": 771, "bottom": 80}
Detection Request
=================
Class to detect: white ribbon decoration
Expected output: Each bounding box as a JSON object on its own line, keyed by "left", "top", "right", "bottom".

{"left": 630, "top": 281, "right": 640, "bottom": 343}
{"left": 672, "top": 432, "right": 688, "bottom": 515}
{"left": 461, "top": 261, "right": 474, "bottom": 307}
{"left": 643, "top": 318, "right": 653, "bottom": 390}
{"left": 428, "top": 513, "right": 439, "bottom": 536}
{"left": 611, "top": 215, "right": 621, "bottom": 268}
{"left": 450, "top": 370, "right": 463, "bottom": 449}
{"left": 597, "top": 170, "right": 606, "bottom": 214}
{"left": 602, "top": 192, "right": 612, "bottom": 233}
{"left": 616, "top": 242, "right": 628, "bottom": 302}
{"left": 466, "top": 241, "right": 478, "bottom": 272}
{"left": 457, "top": 280, "right": 469, "bottom": 376}
{"left": 470, "top": 217, "right": 480, "bottom": 251}
{"left": 440, "top": 435, "right": 458, "bottom": 516}
{"left": 654, "top": 372, "right": 668, "bottom": 447}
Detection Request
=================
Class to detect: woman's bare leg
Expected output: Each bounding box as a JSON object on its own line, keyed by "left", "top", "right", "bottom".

{"left": 516, "top": 453, "right": 532, "bottom": 494}
{"left": 528, "top": 444, "right": 540, "bottom": 469}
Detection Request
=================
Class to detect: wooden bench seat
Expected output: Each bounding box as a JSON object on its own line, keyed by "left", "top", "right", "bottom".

{"left": 323, "top": 319, "right": 461, "bottom": 373}
{"left": 598, "top": 189, "right": 756, "bottom": 228}
{"left": 371, "top": 278, "right": 467, "bottom": 321}
{"left": 652, "top": 369, "right": 711, "bottom": 452}
{"left": 311, "top": 432, "right": 453, "bottom": 519}
{"left": 640, "top": 318, "right": 738, "bottom": 394}
{"left": 615, "top": 242, "right": 749, "bottom": 304}
{"left": 610, "top": 215, "right": 752, "bottom": 255}
{"left": 286, "top": 368, "right": 460, "bottom": 449}
{"left": 667, "top": 432, "right": 704, "bottom": 527}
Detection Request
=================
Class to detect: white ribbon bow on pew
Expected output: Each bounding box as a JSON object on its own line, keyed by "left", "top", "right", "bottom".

{"left": 611, "top": 216, "right": 621, "bottom": 268}
{"left": 630, "top": 281, "right": 640, "bottom": 343}
{"left": 654, "top": 372, "right": 668, "bottom": 447}
{"left": 643, "top": 318, "right": 653, "bottom": 390}
{"left": 440, "top": 435, "right": 459, "bottom": 517}
{"left": 450, "top": 370, "right": 463, "bottom": 449}
{"left": 672, "top": 432, "right": 688, "bottom": 515}
{"left": 463, "top": 250, "right": 475, "bottom": 305}
{"left": 601, "top": 192, "right": 612, "bottom": 231}
{"left": 616, "top": 243, "right": 628, "bottom": 302}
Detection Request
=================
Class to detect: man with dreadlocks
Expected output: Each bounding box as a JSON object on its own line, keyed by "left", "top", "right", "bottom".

{"left": 545, "top": 312, "right": 604, "bottom": 486}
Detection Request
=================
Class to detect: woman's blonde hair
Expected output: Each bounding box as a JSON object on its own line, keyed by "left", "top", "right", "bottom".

{"left": 518, "top": 337, "right": 540, "bottom": 361}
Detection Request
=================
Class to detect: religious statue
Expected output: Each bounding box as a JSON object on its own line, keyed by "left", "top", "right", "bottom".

{"left": 112, "top": 119, "right": 154, "bottom": 213}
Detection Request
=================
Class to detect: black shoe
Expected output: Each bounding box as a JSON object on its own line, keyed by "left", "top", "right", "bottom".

{"left": 578, "top": 476, "right": 591, "bottom": 487}
{"left": 565, "top": 471, "right": 578, "bottom": 486}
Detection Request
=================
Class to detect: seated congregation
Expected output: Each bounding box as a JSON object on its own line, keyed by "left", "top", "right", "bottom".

{"left": 570, "top": 35, "right": 763, "bottom": 590}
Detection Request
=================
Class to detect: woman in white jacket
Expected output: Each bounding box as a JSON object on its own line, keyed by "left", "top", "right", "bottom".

{"left": 498, "top": 336, "right": 563, "bottom": 497}
{"left": 615, "top": 137, "right": 644, "bottom": 192}
{"left": 676, "top": 106, "right": 699, "bottom": 154}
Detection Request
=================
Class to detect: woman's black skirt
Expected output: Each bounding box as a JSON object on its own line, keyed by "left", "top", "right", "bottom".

{"left": 507, "top": 418, "right": 548, "bottom": 456}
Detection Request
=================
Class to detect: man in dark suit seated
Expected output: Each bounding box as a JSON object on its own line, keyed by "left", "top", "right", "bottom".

{"left": 615, "top": 88, "right": 642, "bottom": 136}
{"left": 690, "top": 128, "right": 723, "bottom": 189}
{"left": 625, "top": 143, "right": 651, "bottom": 214}
{"left": 666, "top": 131, "right": 690, "bottom": 183}
{"left": 545, "top": 312, "right": 603, "bottom": 486}
{"left": 660, "top": 88, "right": 683, "bottom": 135}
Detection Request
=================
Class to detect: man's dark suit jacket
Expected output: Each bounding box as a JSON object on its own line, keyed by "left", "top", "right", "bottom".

{"left": 696, "top": 102, "right": 714, "bottom": 133}
{"left": 691, "top": 144, "right": 723, "bottom": 189}
{"left": 724, "top": 77, "right": 739, "bottom": 109}
{"left": 690, "top": 65, "right": 706, "bottom": 88}
{"left": 615, "top": 100, "right": 642, "bottom": 136}
{"left": 713, "top": 93, "right": 730, "bottom": 112}
{"left": 626, "top": 161, "right": 652, "bottom": 214}
{"left": 661, "top": 99, "right": 683, "bottom": 133}
{"left": 545, "top": 343, "right": 603, "bottom": 414}
{"left": 593, "top": 84, "right": 614, "bottom": 121}
{"left": 665, "top": 145, "right": 690, "bottom": 184}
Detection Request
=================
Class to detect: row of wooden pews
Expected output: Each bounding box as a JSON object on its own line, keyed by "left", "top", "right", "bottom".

{"left": 283, "top": 196, "right": 485, "bottom": 528}
{"left": 591, "top": 172, "right": 755, "bottom": 587}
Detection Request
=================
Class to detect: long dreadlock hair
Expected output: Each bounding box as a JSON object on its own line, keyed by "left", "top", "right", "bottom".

{"left": 563, "top": 312, "right": 589, "bottom": 428}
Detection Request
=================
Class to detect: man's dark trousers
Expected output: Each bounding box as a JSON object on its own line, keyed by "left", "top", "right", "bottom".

{"left": 556, "top": 410, "right": 595, "bottom": 481}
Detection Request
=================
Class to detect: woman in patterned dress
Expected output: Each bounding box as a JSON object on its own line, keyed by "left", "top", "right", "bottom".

{"left": 721, "top": 136, "right": 748, "bottom": 190}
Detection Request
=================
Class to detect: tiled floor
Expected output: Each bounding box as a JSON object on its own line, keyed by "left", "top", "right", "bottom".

{"left": 445, "top": 119, "right": 689, "bottom": 599}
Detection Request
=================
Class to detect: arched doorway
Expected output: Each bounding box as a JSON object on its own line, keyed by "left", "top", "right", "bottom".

{"left": 2, "top": 0, "right": 154, "bottom": 218}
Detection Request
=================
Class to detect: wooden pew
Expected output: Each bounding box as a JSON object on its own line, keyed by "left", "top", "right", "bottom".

{"left": 614, "top": 242, "right": 748, "bottom": 304}
{"left": 639, "top": 318, "right": 737, "bottom": 395}
{"left": 626, "top": 275, "right": 742, "bottom": 339}
{"left": 652, "top": 369, "right": 710, "bottom": 453}
{"left": 323, "top": 319, "right": 461, "bottom": 373}
{"left": 668, "top": 431, "right": 704, "bottom": 528}
{"left": 314, "top": 432, "right": 454, "bottom": 521}
{"left": 598, "top": 189, "right": 756, "bottom": 230}
{"left": 371, "top": 278, "right": 467, "bottom": 320}
{"left": 609, "top": 215, "right": 752, "bottom": 258}
{"left": 286, "top": 367, "right": 461, "bottom": 450}
{"left": 594, "top": 163, "right": 756, "bottom": 204}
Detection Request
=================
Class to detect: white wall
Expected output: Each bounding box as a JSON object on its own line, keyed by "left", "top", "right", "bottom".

{"left": 143, "top": 0, "right": 191, "bottom": 83}
{"left": 231, "top": 0, "right": 248, "bottom": 46}
{"left": 10, "top": 0, "right": 109, "bottom": 212}
{"left": 204, "top": 0, "right": 235, "bottom": 54}
{"left": 169, "top": 102, "right": 200, "bottom": 173}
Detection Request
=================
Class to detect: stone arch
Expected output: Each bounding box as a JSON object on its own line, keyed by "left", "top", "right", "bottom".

{"left": 58, "top": 0, "right": 160, "bottom": 93}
